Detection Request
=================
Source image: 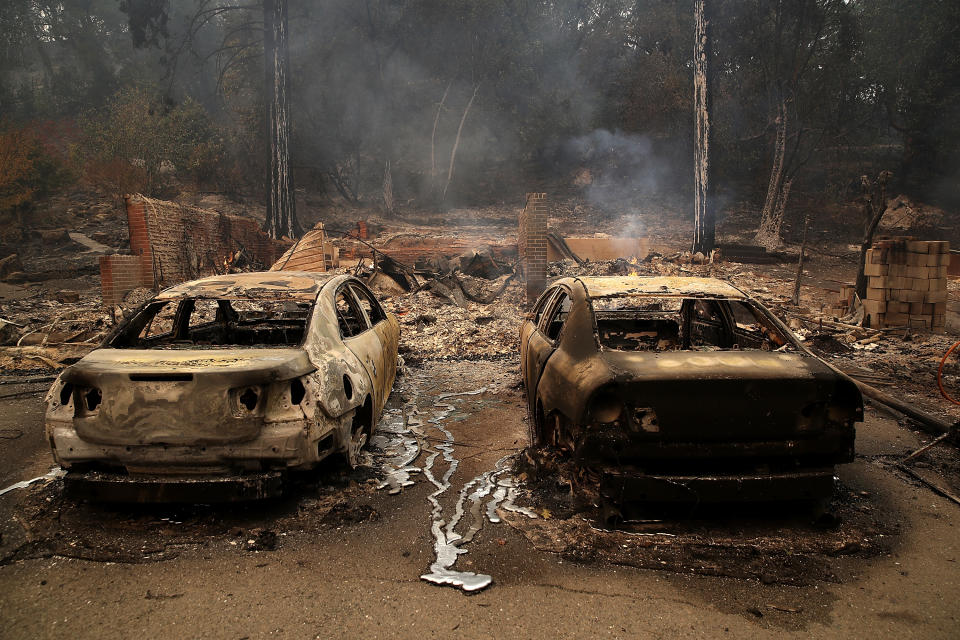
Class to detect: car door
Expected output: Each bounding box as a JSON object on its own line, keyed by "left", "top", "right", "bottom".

{"left": 334, "top": 284, "right": 383, "bottom": 409}
{"left": 520, "top": 288, "right": 557, "bottom": 383}
{"left": 349, "top": 281, "right": 396, "bottom": 413}
{"left": 524, "top": 288, "right": 571, "bottom": 413}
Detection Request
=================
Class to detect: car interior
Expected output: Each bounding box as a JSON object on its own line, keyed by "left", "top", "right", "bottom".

{"left": 590, "top": 296, "right": 791, "bottom": 352}
{"left": 109, "top": 298, "right": 312, "bottom": 348}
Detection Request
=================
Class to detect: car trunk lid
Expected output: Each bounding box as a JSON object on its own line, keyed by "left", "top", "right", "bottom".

{"left": 62, "top": 348, "right": 314, "bottom": 446}
{"left": 600, "top": 350, "right": 840, "bottom": 442}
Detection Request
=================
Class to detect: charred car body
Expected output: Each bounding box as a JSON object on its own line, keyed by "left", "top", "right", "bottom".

{"left": 520, "top": 276, "right": 861, "bottom": 503}
{"left": 45, "top": 272, "right": 399, "bottom": 501}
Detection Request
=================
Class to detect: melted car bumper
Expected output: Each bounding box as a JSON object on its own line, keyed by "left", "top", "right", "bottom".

{"left": 63, "top": 469, "right": 284, "bottom": 502}
{"left": 600, "top": 467, "right": 836, "bottom": 502}
{"left": 47, "top": 417, "right": 341, "bottom": 472}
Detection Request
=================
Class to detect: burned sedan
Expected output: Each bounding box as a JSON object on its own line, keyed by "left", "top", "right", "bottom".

{"left": 520, "top": 276, "right": 861, "bottom": 503}
{"left": 45, "top": 272, "right": 399, "bottom": 501}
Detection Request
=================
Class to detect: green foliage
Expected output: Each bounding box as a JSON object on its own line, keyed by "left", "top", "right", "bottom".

{"left": 78, "top": 87, "right": 217, "bottom": 198}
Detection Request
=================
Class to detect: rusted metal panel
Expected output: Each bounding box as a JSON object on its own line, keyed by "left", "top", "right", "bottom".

{"left": 576, "top": 275, "right": 747, "bottom": 299}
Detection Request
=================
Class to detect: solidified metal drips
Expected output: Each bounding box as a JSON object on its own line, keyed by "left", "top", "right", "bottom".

{"left": 374, "top": 381, "right": 536, "bottom": 593}
{"left": 0, "top": 467, "right": 65, "bottom": 496}
{"left": 420, "top": 400, "right": 494, "bottom": 591}
{"left": 371, "top": 404, "right": 422, "bottom": 494}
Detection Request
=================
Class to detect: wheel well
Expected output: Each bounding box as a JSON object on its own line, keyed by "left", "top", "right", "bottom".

{"left": 355, "top": 395, "right": 374, "bottom": 437}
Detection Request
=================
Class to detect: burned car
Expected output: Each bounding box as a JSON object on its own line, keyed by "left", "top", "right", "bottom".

{"left": 520, "top": 276, "right": 861, "bottom": 503}
{"left": 45, "top": 272, "right": 399, "bottom": 501}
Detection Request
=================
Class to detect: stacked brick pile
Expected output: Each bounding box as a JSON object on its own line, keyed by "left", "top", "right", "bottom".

{"left": 861, "top": 238, "right": 949, "bottom": 330}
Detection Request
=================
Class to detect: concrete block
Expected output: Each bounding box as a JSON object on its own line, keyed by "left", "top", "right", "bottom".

{"left": 901, "top": 288, "right": 926, "bottom": 303}
{"left": 863, "top": 300, "right": 886, "bottom": 316}
{"left": 885, "top": 312, "right": 909, "bottom": 325}
{"left": 866, "top": 287, "right": 888, "bottom": 301}
{"left": 864, "top": 262, "right": 888, "bottom": 277}
{"left": 925, "top": 289, "right": 948, "bottom": 303}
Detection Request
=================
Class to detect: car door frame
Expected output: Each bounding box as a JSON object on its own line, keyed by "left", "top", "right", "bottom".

{"left": 333, "top": 282, "right": 386, "bottom": 411}
{"left": 347, "top": 279, "right": 396, "bottom": 415}
{"left": 523, "top": 285, "right": 572, "bottom": 415}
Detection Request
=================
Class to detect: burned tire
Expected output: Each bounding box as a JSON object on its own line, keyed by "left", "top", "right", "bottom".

{"left": 345, "top": 397, "right": 374, "bottom": 468}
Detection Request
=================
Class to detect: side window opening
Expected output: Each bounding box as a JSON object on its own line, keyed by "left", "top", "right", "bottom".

{"left": 725, "top": 300, "right": 787, "bottom": 350}
{"left": 350, "top": 283, "right": 386, "bottom": 326}
{"left": 336, "top": 288, "right": 369, "bottom": 337}
{"left": 543, "top": 292, "right": 571, "bottom": 341}
{"left": 138, "top": 302, "right": 177, "bottom": 340}
{"left": 531, "top": 289, "right": 556, "bottom": 325}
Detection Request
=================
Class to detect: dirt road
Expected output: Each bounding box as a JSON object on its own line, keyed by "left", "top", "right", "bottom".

{"left": 1, "top": 359, "right": 958, "bottom": 639}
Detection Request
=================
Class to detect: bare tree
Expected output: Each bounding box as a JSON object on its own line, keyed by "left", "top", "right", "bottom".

{"left": 263, "top": 0, "right": 301, "bottom": 239}
{"left": 855, "top": 171, "right": 893, "bottom": 299}
{"left": 441, "top": 83, "right": 480, "bottom": 206}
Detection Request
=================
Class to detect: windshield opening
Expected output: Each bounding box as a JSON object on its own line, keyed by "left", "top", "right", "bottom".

{"left": 592, "top": 296, "right": 793, "bottom": 352}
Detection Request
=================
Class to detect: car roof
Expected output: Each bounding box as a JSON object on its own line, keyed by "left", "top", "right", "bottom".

{"left": 156, "top": 271, "right": 338, "bottom": 301}
{"left": 572, "top": 276, "right": 747, "bottom": 299}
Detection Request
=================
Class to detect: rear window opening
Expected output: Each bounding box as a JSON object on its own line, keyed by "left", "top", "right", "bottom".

{"left": 592, "top": 296, "right": 793, "bottom": 352}
{"left": 110, "top": 298, "right": 313, "bottom": 349}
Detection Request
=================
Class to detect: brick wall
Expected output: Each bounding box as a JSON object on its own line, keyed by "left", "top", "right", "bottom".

{"left": 99, "top": 255, "right": 150, "bottom": 306}
{"left": 99, "top": 195, "right": 291, "bottom": 306}
{"left": 519, "top": 193, "right": 548, "bottom": 304}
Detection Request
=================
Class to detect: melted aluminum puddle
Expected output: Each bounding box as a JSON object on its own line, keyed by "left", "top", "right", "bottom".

{"left": 0, "top": 467, "right": 65, "bottom": 497}
{"left": 409, "top": 388, "right": 536, "bottom": 592}
{"left": 369, "top": 404, "right": 422, "bottom": 494}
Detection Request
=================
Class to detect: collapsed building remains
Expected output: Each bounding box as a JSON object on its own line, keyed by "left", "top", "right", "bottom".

{"left": 99, "top": 195, "right": 291, "bottom": 306}
{"left": 518, "top": 193, "right": 548, "bottom": 304}
{"left": 270, "top": 222, "right": 339, "bottom": 272}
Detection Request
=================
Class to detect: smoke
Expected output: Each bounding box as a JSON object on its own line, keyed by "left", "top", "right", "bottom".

{"left": 561, "top": 129, "right": 682, "bottom": 215}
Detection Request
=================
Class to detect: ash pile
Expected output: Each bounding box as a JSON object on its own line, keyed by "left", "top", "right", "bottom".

{"left": 354, "top": 246, "right": 525, "bottom": 362}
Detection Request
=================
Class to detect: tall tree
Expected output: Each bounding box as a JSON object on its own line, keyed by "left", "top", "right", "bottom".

{"left": 692, "top": 0, "right": 715, "bottom": 255}
{"left": 263, "top": 0, "right": 300, "bottom": 239}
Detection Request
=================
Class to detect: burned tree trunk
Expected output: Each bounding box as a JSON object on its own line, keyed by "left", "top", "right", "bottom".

{"left": 441, "top": 83, "right": 480, "bottom": 206}
{"left": 692, "top": 0, "right": 715, "bottom": 255}
{"left": 855, "top": 171, "right": 893, "bottom": 300}
{"left": 431, "top": 82, "right": 451, "bottom": 185}
{"left": 382, "top": 159, "right": 395, "bottom": 215}
{"left": 755, "top": 97, "right": 789, "bottom": 250}
{"left": 263, "top": 0, "right": 301, "bottom": 239}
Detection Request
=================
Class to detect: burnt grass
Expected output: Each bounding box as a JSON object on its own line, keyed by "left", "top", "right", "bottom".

{"left": 505, "top": 447, "right": 898, "bottom": 587}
